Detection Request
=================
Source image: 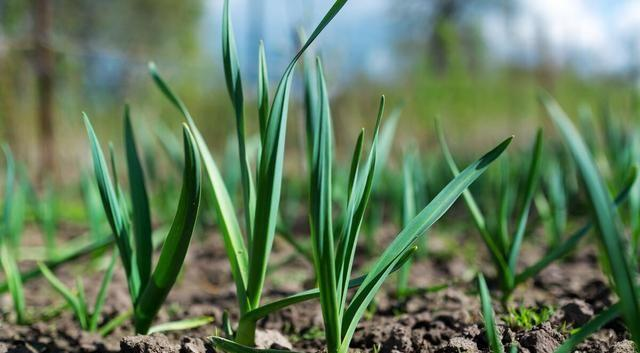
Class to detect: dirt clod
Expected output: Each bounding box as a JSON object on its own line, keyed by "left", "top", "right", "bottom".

{"left": 612, "top": 340, "right": 636, "bottom": 353}
{"left": 558, "top": 299, "right": 593, "bottom": 326}
{"left": 179, "top": 337, "right": 214, "bottom": 353}
{"left": 517, "top": 322, "right": 563, "bottom": 353}
{"left": 255, "top": 329, "right": 293, "bottom": 350}
{"left": 120, "top": 334, "right": 180, "bottom": 353}
{"left": 437, "top": 337, "right": 479, "bottom": 353}
{"left": 380, "top": 325, "right": 413, "bottom": 353}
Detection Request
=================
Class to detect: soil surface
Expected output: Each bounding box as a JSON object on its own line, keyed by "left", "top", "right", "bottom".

{"left": 0, "top": 223, "right": 635, "bottom": 353}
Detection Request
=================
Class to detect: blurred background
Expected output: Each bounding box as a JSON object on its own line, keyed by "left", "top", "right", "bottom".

{"left": 0, "top": 0, "right": 638, "bottom": 183}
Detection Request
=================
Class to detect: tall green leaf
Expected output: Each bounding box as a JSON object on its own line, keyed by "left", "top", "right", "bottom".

{"left": 149, "top": 64, "right": 250, "bottom": 314}
{"left": 134, "top": 125, "right": 201, "bottom": 334}
{"left": 124, "top": 106, "right": 153, "bottom": 288}
{"left": 507, "top": 129, "right": 543, "bottom": 273}
{"left": 245, "top": 0, "right": 350, "bottom": 310}
{"left": 223, "top": 0, "right": 256, "bottom": 242}
{"left": 258, "top": 41, "right": 270, "bottom": 142}
{"left": 478, "top": 274, "right": 505, "bottom": 353}
{"left": 84, "top": 114, "right": 140, "bottom": 301}
{"left": 308, "top": 57, "right": 341, "bottom": 353}
{"left": 90, "top": 250, "right": 118, "bottom": 331}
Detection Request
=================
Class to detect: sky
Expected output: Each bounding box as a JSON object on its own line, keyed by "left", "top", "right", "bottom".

{"left": 203, "top": 0, "right": 640, "bottom": 81}
{"left": 483, "top": 0, "right": 640, "bottom": 74}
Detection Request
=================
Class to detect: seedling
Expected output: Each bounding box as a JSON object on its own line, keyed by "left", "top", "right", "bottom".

{"left": 541, "top": 94, "right": 640, "bottom": 351}
{"left": 504, "top": 305, "right": 554, "bottom": 331}
{"left": 437, "top": 121, "right": 637, "bottom": 305}
{"left": 478, "top": 274, "right": 506, "bottom": 353}
{"left": 395, "top": 149, "right": 430, "bottom": 298}
{"left": 0, "top": 144, "right": 26, "bottom": 324}
{"left": 83, "top": 107, "right": 202, "bottom": 334}
{"left": 534, "top": 159, "right": 568, "bottom": 247}
{"left": 148, "top": 0, "right": 352, "bottom": 346}
{"left": 210, "top": 55, "right": 511, "bottom": 353}
{"left": 38, "top": 251, "right": 118, "bottom": 334}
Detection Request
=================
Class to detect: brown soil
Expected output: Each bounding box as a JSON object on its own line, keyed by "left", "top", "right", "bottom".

{"left": 0, "top": 225, "right": 635, "bottom": 353}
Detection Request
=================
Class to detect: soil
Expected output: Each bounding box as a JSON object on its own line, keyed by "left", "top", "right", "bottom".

{"left": 0, "top": 222, "right": 635, "bottom": 353}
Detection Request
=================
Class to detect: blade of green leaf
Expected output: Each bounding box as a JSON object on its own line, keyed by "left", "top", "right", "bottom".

{"left": 148, "top": 63, "right": 250, "bottom": 314}
{"left": 335, "top": 97, "right": 383, "bottom": 313}
{"left": 84, "top": 114, "right": 140, "bottom": 301}
{"left": 397, "top": 151, "right": 418, "bottom": 296}
{"left": 98, "top": 309, "right": 133, "bottom": 337}
{"left": 553, "top": 303, "right": 620, "bottom": 353}
{"left": 258, "top": 41, "right": 270, "bottom": 142}
{"left": 223, "top": 0, "right": 256, "bottom": 242}
{"left": 246, "top": 0, "right": 350, "bottom": 310}
{"left": 124, "top": 106, "right": 153, "bottom": 287}
{"left": 515, "top": 166, "right": 637, "bottom": 285}
{"left": 75, "top": 277, "right": 89, "bottom": 330}
{"left": 38, "top": 262, "right": 85, "bottom": 328}
{"left": 308, "top": 56, "right": 340, "bottom": 352}
{"left": 90, "top": 250, "right": 118, "bottom": 331}
{"left": 478, "top": 274, "right": 505, "bottom": 353}
{"left": 507, "top": 129, "right": 543, "bottom": 273}
{"left": 148, "top": 316, "right": 214, "bottom": 334}
{"left": 497, "top": 159, "right": 512, "bottom": 254}
{"left": 134, "top": 124, "right": 201, "bottom": 334}
{"left": 210, "top": 336, "right": 300, "bottom": 353}
{"left": 435, "top": 119, "right": 511, "bottom": 282}
{"left": 0, "top": 243, "right": 25, "bottom": 323}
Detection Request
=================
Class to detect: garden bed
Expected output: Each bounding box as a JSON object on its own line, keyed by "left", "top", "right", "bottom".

{"left": 0, "top": 226, "right": 633, "bottom": 353}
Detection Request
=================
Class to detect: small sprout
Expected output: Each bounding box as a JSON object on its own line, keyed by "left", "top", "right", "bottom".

{"left": 38, "top": 251, "right": 118, "bottom": 333}
{"left": 504, "top": 306, "right": 554, "bottom": 331}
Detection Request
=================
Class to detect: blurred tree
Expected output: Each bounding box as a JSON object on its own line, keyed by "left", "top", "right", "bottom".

{"left": 394, "top": 0, "right": 514, "bottom": 76}
{"left": 0, "top": 0, "right": 204, "bottom": 180}
{"left": 32, "top": 0, "right": 55, "bottom": 181}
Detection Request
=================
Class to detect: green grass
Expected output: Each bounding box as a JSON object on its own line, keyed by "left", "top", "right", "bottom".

{"left": 504, "top": 306, "right": 554, "bottom": 331}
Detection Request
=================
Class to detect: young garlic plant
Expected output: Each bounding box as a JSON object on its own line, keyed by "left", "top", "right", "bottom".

{"left": 541, "top": 94, "right": 640, "bottom": 352}
{"left": 211, "top": 53, "right": 511, "bottom": 352}
{"left": 148, "top": 0, "right": 352, "bottom": 346}
{"left": 437, "top": 121, "right": 636, "bottom": 305}
{"left": 38, "top": 252, "right": 120, "bottom": 335}
{"left": 83, "top": 107, "right": 202, "bottom": 334}
{"left": 0, "top": 144, "right": 26, "bottom": 324}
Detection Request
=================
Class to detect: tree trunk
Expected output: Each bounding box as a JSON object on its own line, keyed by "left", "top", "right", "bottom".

{"left": 33, "top": 0, "right": 54, "bottom": 182}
